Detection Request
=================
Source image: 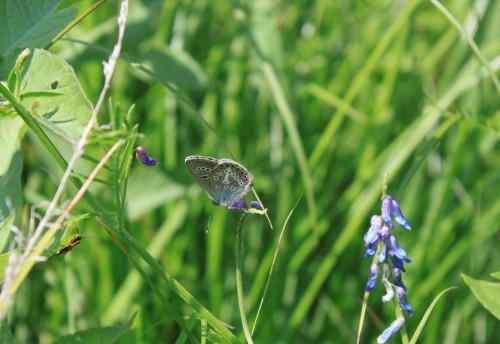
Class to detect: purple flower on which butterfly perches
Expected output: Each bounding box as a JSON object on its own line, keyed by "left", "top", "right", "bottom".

{"left": 362, "top": 195, "right": 413, "bottom": 343}
{"left": 249, "top": 201, "right": 263, "bottom": 210}
{"left": 135, "top": 146, "right": 158, "bottom": 166}
{"left": 227, "top": 199, "right": 248, "bottom": 211}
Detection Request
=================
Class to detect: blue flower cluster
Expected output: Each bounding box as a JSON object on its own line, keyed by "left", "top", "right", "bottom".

{"left": 363, "top": 195, "right": 414, "bottom": 343}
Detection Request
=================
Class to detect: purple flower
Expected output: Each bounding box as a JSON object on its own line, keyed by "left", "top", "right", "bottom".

{"left": 249, "top": 201, "right": 263, "bottom": 210}
{"left": 364, "top": 230, "right": 378, "bottom": 257}
{"left": 363, "top": 216, "right": 381, "bottom": 258}
{"left": 381, "top": 196, "right": 394, "bottom": 228}
{"left": 393, "top": 268, "right": 407, "bottom": 290}
{"left": 397, "top": 287, "right": 414, "bottom": 316}
{"left": 389, "top": 235, "right": 412, "bottom": 263}
{"left": 379, "top": 225, "right": 390, "bottom": 243}
{"left": 135, "top": 146, "right": 158, "bottom": 166}
{"left": 377, "top": 316, "right": 405, "bottom": 343}
{"left": 381, "top": 195, "right": 412, "bottom": 231}
{"left": 392, "top": 199, "right": 411, "bottom": 230}
{"left": 364, "top": 242, "right": 377, "bottom": 258}
{"left": 388, "top": 249, "right": 406, "bottom": 272}
{"left": 227, "top": 199, "right": 247, "bottom": 211}
{"left": 363, "top": 220, "right": 379, "bottom": 246}
{"left": 364, "top": 263, "right": 379, "bottom": 292}
{"left": 377, "top": 243, "right": 387, "bottom": 264}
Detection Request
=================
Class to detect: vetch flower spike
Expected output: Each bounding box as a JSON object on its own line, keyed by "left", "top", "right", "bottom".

{"left": 377, "top": 316, "right": 405, "bottom": 344}
{"left": 362, "top": 193, "right": 414, "bottom": 342}
{"left": 135, "top": 146, "right": 158, "bottom": 166}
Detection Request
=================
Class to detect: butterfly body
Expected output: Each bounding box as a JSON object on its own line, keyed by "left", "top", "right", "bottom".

{"left": 185, "top": 155, "right": 253, "bottom": 209}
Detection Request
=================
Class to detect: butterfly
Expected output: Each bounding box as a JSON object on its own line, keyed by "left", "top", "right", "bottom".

{"left": 185, "top": 155, "right": 254, "bottom": 210}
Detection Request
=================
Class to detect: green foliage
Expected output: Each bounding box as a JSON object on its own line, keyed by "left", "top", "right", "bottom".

{"left": 462, "top": 274, "right": 500, "bottom": 320}
{"left": 52, "top": 312, "right": 137, "bottom": 344}
{"left": 0, "top": 0, "right": 77, "bottom": 79}
{"left": 0, "top": 0, "right": 499, "bottom": 343}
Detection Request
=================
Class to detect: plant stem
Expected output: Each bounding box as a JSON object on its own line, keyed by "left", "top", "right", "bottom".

{"left": 236, "top": 213, "right": 254, "bottom": 344}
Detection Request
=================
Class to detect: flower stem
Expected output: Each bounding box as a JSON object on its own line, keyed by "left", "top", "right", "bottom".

{"left": 236, "top": 213, "right": 254, "bottom": 344}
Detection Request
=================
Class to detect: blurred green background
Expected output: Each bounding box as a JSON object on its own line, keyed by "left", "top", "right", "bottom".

{"left": 6, "top": 0, "right": 500, "bottom": 342}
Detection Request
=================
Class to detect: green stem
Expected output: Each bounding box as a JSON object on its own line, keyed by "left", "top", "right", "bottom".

{"left": 45, "top": 0, "right": 108, "bottom": 50}
{"left": 236, "top": 213, "right": 254, "bottom": 344}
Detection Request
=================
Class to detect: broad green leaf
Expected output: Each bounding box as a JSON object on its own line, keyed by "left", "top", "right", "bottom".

{"left": 126, "top": 168, "right": 186, "bottom": 220}
{"left": 0, "top": 116, "right": 24, "bottom": 175}
{"left": 53, "top": 312, "right": 137, "bottom": 344}
{"left": 20, "top": 49, "right": 93, "bottom": 142}
{"left": 136, "top": 45, "right": 208, "bottom": 89}
{"left": 462, "top": 273, "right": 500, "bottom": 320}
{"left": 491, "top": 271, "right": 500, "bottom": 280}
{"left": 0, "top": 117, "right": 23, "bottom": 223}
{"left": 0, "top": 0, "right": 77, "bottom": 79}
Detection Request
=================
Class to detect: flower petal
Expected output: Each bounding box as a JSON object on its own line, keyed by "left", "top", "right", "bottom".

{"left": 397, "top": 287, "right": 414, "bottom": 316}
{"left": 227, "top": 199, "right": 247, "bottom": 211}
{"left": 381, "top": 196, "right": 394, "bottom": 228}
{"left": 377, "top": 316, "right": 405, "bottom": 343}
{"left": 377, "top": 243, "right": 387, "bottom": 264}
{"left": 365, "top": 263, "right": 379, "bottom": 292}
{"left": 249, "top": 201, "right": 263, "bottom": 210}
{"left": 135, "top": 146, "right": 158, "bottom": 166}
{"left": 392, "top": 199, "right": 411, "bottom": 230}
{"left": 389, "top": 235, "right": 412, "bottom": 263}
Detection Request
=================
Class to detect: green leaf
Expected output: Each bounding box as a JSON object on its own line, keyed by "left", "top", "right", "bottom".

{"left": 0, "top": 0, "right": 77, "bottom": 79}
{"left": 409, "top": 287, "right": 458, "bottom": 344}
{"left": 462, "top": 273, "right": 500, "bottom": 320}
{"left": 53, "top": 312, "right": 137, "bottom": 344}
{"left": 491, "top": 271, "right": 500, "bottom": 280}
{"left": 19, "top": 49, "right": 93, "bottom": 142}
{"left": 136, "top": 45, "right": 208, "bottom": 89}
{"left": 0, "top": 117, "right": 24, "bottom": 219}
